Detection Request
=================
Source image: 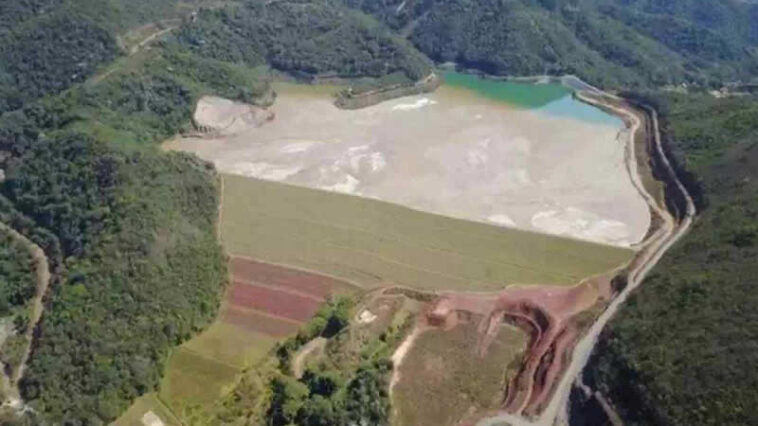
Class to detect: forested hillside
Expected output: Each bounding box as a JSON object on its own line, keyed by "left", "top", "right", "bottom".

{"left": 2, "top": 0, "right": 758, "bottom": 424}
{"left": 172, "top": 0, "right": 433, "bottom": 89}
{"left": 0, "top": 229, "right": 38, "bottom": 380}
{"left": 0, "top": 0, "right": 436, "bottom": 423}
{"left": 580, "top": 93, "right": 758, "bottom": 425}
{"left": 343, "top": 0, "right": 758, "bottom": 88}
{"left": 0, "top": 0, "right": 216, "bottom": 115}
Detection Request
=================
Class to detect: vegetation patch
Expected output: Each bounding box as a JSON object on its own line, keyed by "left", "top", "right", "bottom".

{"left": 344, "top": 0, "right": 758, "bottom": 89}
{"left": 0, "top": 229, "right": 38, "bottom": 381}
{"left": 159, "top": 348, "right": 240, "bottom": 414}
{"left": 181, "top": 321, "right": 278, "bottom": 369}
{"left": 0, "top": 231, "right": 36, "bottom": 320}
{"left": 221, "top": 175, "right": 633, "bottom": 290}
{"left": 150, "top": 257, "right": 359, "bottom": 423}
{"left": 393, "top": 322, "right": 527, "bottom": 426}
{"left": 172, "top": 0, "right": 433, "bottom": 92}
{"left": 206, "top": 289, "right": 422, "bottom": 425}
{"left": 584, "top": 92, "right": 758, "bottom": 425}
{"left": 112, "top": 393, "right": 181, "bottom": 426}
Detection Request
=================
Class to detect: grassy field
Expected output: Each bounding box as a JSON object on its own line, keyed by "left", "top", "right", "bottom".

{"left": 393, "top": 322, "right": 527, "bottom": 426}
{"left": 115, "top": 293, "right": 279, "bottom": 425}
{"left": 112, "top": 393, "right": 181, "bottom": 426}
{"left": 181, "top": 321, "right": 278, "bottom": 369}
{"left": 221, "top": 175, "right": 634, "bottom": 290}
{"left": 159, "top": 347, "right": 242, "bottom": 416}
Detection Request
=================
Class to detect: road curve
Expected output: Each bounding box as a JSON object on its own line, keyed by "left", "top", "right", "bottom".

{"left": 477, "top": 93, "right": 697, "bottom": 426}
{"left": 0, "top": 222, "right": 52, "bottom": 407}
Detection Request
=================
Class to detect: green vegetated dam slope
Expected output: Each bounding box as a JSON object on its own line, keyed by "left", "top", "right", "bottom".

{"left": 0, "top": 0, "right": 755, "bottom": 424}
{"left": 222, "top": 175, "right": 631, "bottom": 291}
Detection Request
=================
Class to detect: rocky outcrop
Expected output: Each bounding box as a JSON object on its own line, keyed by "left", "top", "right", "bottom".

{"left": 192, "top": 96, "right": 275, "bottom": 136}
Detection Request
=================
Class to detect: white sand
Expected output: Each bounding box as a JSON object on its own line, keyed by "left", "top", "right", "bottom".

{"left": 168, "top": 86, "right": 650, "bottom": 247}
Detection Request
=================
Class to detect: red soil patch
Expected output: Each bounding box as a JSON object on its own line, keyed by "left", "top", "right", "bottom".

{"left": 415, "top": 274, "right": 611, "bottom": 418}
{"left": 228, "top": 280, "right": 321, "bottom": 322}
{"left": 230, "top": 257, "right": 336, "bottom": 299}
{"left": 222, "top": 305, "right": 301, "bottom": 337}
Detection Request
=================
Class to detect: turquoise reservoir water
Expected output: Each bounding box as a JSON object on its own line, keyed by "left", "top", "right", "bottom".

{"left": 443, "top": 71, "right": 623, "bottom": 127}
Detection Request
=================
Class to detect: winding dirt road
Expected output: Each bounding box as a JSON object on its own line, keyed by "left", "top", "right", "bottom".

{"left": 0, "top": 223, "right": 51, "bottom": 406}
{"left": 477, "top": 93, "right": 696, "bottom": 426}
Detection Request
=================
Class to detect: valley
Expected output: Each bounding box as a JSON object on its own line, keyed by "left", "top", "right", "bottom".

{"left": 0, "top": 1, "right": 755, "bottom": 425}
{"left": 139, "top": 73, "right": 668, "bottom": 426}
{"left": 168, "top": 74, "right": 649, "bottom": 247}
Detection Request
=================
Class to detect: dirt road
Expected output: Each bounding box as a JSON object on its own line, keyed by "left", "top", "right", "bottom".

{"left": 0, "top": 223, "right": 52, "bottom": 405}
{"left": 476, "top": 92, "right": 696, "bottom": 426}
{"left": 292, "top": 337, "right": 326, "bottom": 379}
{"left": 129, "top": 26, "right": 176, "bottom": 55}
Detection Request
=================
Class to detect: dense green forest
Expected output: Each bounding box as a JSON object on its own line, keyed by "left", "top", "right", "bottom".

{"left": 211, "top": 297, "right": 395, "bottom": 426}
{"left": 343, "top": 0, "right": 758, "bottom": 88}
{"left": 0, "top": 83, "right": 230, "bottom": 422}
{"left": 2, "top": 0, "right": 758, "bottom": 423}
{"left": 581, "top": 93, "right": 758, "bottom": 425}
{"left": 0, "top": 0, "right": 435, "bottom": 422}
{"left": 267, "top": 298, "right": 392, "bottom": 426}
{"left": 0, "top": 0, "right": 218, "bottom": 115}
{"left": 0, "top": 228, "right": 37, "bottom": 378}
{"left": 172, "top": 0, "right": 433, "bottom": 89}
{"left": 0, "top": 231, "right": 36, "bottom": 318}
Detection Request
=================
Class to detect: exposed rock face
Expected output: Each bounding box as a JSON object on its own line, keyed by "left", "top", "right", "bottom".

{"left": 193, "top": 96, "right": 274, "bottom": 136}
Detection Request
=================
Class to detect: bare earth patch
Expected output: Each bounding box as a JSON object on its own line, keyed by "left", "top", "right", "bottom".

{"left": 166, "top": 84, "right": 650, "bottom": 247}
{"left": 393, "top": 320, "right": 527, "bottom": 426}
{"left": 193, "top": 96, "right": 274, "bottom": 135}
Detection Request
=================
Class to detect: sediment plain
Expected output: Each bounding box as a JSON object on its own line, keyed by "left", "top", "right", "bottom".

{"left": 167, "top": 78, "right": 650, "bottom": 247}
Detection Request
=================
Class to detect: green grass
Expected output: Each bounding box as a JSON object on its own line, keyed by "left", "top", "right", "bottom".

{"left": 112, "top": 393, "right": 182, "bottom": 426}
{"left": 181, "top": 321, "right": 278, "bottom": 369}
{"left": 221, "top": 175, "right": 633, "bottom": 290}
{"left": 393, "top": 322, "right": 527, "bottom": 426}
{"left": 159, "top": 348, "right": 240, "bottom": 416}
{"left": 152, "top": 313, "right": 279, "bottom": 420}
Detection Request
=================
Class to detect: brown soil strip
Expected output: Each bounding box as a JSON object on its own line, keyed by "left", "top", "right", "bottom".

{"left": 228, "top": 281, "right": 322, "bottom": 323}
{"left": 230, "top": 256, "right": 339, "bottom": 299}
{"left": 232, "top": 277, "right": 326, "bottom": 303}
{"left": 221, "top": 305, "right": 302, "bottom": 337}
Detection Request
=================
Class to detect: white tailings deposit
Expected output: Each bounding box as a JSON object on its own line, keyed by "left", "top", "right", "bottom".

{"left": 166, "top": 83, "right": 650, "bottom": 247}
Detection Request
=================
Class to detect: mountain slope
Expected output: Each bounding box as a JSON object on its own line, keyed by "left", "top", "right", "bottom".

{"left": 343, "top": 0, "right": 758, "bottom": 88}
{"left": 0, "top": 0, "right": 437, "bottom": 423}
{"left": 579, "top": 92, "right": 758, "bottom": 425}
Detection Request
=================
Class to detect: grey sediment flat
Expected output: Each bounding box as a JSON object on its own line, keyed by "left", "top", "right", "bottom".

{"left": 167, "top": 83, "right": 650, "bottom": 248}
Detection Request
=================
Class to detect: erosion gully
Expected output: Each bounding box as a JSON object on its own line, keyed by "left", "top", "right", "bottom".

{"left": 477, "top": 87, "right": 696, "bottom": 426}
